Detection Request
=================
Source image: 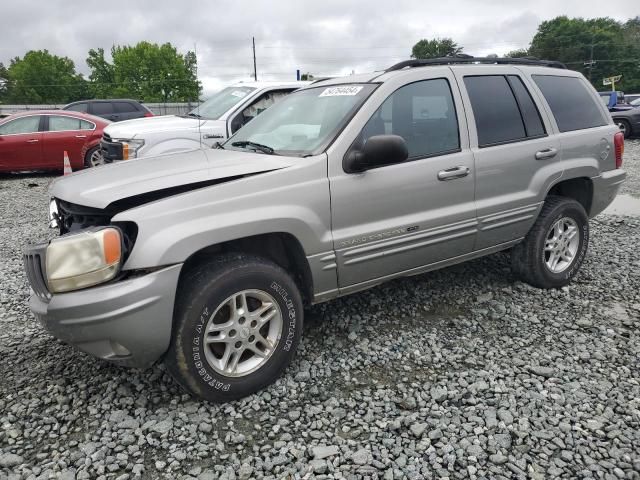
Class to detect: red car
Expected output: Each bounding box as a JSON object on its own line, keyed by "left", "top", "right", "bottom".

{"left": 0, "top": 110, "right": 110, "bottom": 173}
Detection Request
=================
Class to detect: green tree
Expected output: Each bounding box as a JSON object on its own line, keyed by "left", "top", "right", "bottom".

{"left": 5, "top": 50, "right": 87, "bottom": 104}
{"left": 86, "top": 48, "right": 115, "bottom": 98}
{"left": 411, "top": 38, "right": 462, "bottom": 59}
{"left": 87, "top": 42, "right": 201, "bottom": 102}
{"left": 529, "top": 16, "right": 639, "bottom": 91}
{"left": 504, "top": 48, "right": 530, "bottom": 58}
{"left": 300, "top": 72, "right": 314, "bottom": 81}
{"left": 621, "top": 17, "right": 640, "bottom": 92}
{"left": 0, "top": 63, "right": 8, "bottom": 102}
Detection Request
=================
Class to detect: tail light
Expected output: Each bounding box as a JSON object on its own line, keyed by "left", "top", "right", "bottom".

{"left": 614, "top": 131, "right": 624, "bottom": 169}
{"left": 144, "top": 112, "right": 154, "bottom": 117}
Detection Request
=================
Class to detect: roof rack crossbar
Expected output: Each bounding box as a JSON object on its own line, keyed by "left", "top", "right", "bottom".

{"left": 385, "top": 56, "right": 567, "bottom": 72}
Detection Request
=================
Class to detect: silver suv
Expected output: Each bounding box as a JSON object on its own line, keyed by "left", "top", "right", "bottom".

{"left": 24, "top": 57, "right": 626, "bottom": 402}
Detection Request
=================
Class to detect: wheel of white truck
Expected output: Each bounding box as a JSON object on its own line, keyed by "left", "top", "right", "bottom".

{"left": 511, "top": 195, "right": 589, "bottom": 288}
{"left": 166, "top": 253, "right": 303, "bottom": 402}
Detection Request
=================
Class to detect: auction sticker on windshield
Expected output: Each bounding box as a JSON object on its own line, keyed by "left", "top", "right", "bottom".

{"left": 319, "top": 86, "right": 364, "bottom": 97}
{"left": 231, "top": 90, "right": 248, "bottom": 97}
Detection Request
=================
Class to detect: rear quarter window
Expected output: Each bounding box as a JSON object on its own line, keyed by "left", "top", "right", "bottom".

{"left": 532, "top": 75, "right": 608, "bottom": 132}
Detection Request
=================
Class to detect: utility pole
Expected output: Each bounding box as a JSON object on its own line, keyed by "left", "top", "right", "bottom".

{"left": 584, "top": 34, "right": 596, "bottom": 82}
{"left": 252, "top": 37, "right": 257, "bottom": 81}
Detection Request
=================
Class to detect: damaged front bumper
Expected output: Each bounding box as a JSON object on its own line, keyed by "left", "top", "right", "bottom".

{"left": 27, "top": 263, "right": 183, "bottom": 368}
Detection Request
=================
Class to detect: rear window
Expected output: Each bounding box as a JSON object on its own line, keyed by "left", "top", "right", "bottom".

{"left": 114, "top": 102, "right": 137, "bottom": 113}
{"left": 91, "top": 102, "right": 114, "bottom": 115}
{"left": 532, "top": 75, "right": 607, "bottom": 132}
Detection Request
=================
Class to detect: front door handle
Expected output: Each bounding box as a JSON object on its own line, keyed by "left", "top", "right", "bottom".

{"left": 438, "top": 166, "right": 470, "bottom": 181}
{"left": 203, "top": 134, "right": 224, "bottom": 139}
{"left": 26, "top": 139, "right": 39, "bottom": 143}
{"left": 535, "top": 148, "right": 558, "bottom": 160}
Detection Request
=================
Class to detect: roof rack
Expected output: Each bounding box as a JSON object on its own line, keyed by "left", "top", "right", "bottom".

{"left": 385, "top": 55, "right": 567, "bottom": 72}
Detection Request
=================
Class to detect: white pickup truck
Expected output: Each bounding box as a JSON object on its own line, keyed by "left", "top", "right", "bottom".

{"left": 99, "top": 81, "right": 308, "bottom": 163}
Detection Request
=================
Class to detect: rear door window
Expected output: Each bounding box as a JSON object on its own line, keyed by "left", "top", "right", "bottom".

{"left": 506, "top": 75, "right": 545, "bottom": 138}
{"left": 464, "top": 75, "right": 526, "bottom": 147}
{"left": 114, "top": 102, "right": 137, "bottom": 113}
{"left": 532, "top": 75, "right": 607, "bottom": 132}
{"left": 49, "top": 116, "right": 83, "bottom": 131}
{"left": 91, "top": 102, "right": 114, "bottom": 115}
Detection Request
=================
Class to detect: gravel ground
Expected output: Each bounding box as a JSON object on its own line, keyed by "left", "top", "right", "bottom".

{"left": 1, "top": 141, "right": 639, "bottom": 480}
{"left": 620, "top": 139, "right": 640, "bottom": 197}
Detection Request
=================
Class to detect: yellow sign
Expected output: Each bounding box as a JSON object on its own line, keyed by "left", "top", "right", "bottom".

{"left": 603, "top": 75, "right": 622, "bottom": 91}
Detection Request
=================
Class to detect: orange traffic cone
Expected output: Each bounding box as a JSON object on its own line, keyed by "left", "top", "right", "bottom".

{"left": 63, "top": 151, "right": 73, "bottom": 176}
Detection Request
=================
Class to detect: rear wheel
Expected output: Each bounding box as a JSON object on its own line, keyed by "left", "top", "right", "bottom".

{"left": 615, "top": 119, "right": 631, "bottom": 139}
{"left": 165, "top": 254, "right": 303, "bottom": 402}
{"left": 511, "top": 196, "right": 589, "bottom": 288}
{"left": 84, "top": 146, "right": 105, "bottom": 168}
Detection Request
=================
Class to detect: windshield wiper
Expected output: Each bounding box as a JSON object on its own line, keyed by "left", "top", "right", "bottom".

{"left": 231, "top": 141, "right": 275, "bottom": 155}
{"left": 185, "top": 112, "right": 201, "bottom": 118}
{"left": 213, "top": 142, "right": 225, "bottom": 150}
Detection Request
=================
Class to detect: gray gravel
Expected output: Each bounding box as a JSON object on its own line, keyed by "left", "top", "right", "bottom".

{"left": 620, "top": 138, "right": 640, "bottom": 197}
{"left": 1, "top": 142, "right": 640, "bottom": 479}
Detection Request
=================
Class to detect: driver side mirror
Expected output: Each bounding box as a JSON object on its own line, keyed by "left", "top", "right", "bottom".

{"left": 344, "top": 135, "right": 409, "bottom": 173}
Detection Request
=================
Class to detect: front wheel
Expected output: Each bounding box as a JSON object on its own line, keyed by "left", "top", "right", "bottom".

{"left": 511, "top": 196, "right": 589, "bottom": 288}
{"left": 165, "top": 254, "right": 303, "bottom": 402}
{"left": 84, "top": 146, "right": 105, "bottom": 168}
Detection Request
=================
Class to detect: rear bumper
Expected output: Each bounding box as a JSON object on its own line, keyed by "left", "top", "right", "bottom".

{"left": 590, "top": 169, "right": 627, "bottom": 217}
{"left": 29, "top": 264, "right": 183, "bottom": 368}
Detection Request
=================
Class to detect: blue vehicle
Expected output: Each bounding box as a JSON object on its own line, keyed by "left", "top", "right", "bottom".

{"left": 598, "top": 91, "right": 633, "bottom": 112}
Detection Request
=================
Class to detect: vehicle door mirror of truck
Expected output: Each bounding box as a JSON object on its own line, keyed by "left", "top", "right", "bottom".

{"left": 344, "top": 134, "right": 409, "bottom": 173}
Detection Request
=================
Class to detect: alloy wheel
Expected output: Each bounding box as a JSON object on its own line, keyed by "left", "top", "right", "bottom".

{"left": 544, "top": 217, "right": 580, "bottom": 273}
{"left": 203, "top": 289, "right": 283, "bottom": 377}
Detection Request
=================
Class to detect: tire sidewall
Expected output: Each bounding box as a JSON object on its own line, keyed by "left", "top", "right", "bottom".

{"left": 535, "top": 203, "right": 589, "bottom": 286}
{"left": 174, "top": 263, "right": 302, "bottom": 401}
{"left": 84, "top": 146, "right": 99, "bottom": 168}
{"left": 617, "top": 120, "right": 630, "bottom": 139}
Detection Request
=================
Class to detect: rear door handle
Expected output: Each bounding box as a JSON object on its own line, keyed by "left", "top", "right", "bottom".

{"left": 535, "top": 148, "right": 558, "bottom": 160}
{"left": 26, "top": 139, "right": 39, "bottom": 143}
{"left": 438, "top": 166, "right": 470, "bottom": 181}
{"left": 75, "top": 135, "right": 87, "bottom": 138}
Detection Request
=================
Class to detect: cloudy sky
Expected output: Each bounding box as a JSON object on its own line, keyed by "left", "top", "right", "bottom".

{"left": 0, "top": 0, "right": 634, "bottom": 95}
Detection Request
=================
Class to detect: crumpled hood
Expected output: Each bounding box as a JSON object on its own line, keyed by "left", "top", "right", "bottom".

{"left": 104, "top": 115, "right": 224, "bottom": 137}
{"left": 50, "top": 149, "right": 296, "bottom": 209}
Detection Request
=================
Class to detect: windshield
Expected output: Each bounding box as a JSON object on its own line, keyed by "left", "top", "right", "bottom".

{"left": 224, "top": 84, "right": 377, "bottom": 156}
{"left": 189, "top": 86, "right": 256, "bottom": 120}
{"left": 632, "top": 98, "right": 640, "bottom": 106}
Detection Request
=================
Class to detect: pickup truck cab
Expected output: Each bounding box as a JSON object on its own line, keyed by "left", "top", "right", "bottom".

{"left": 99, "top": 81, "right": 308, "bottom": 163}
{"left": 25, "top": 57, "right": 626, "bottom": 402}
